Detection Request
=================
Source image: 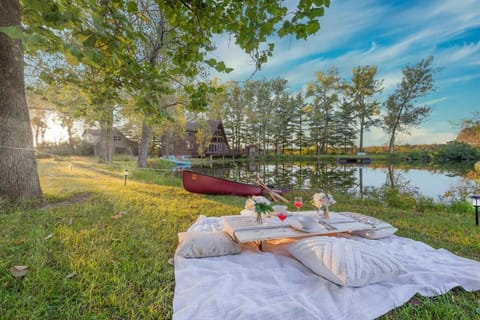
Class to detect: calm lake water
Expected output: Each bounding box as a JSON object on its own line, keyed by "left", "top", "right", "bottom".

{"left": 190, "top": 161, "right": 479, "bottom": 202}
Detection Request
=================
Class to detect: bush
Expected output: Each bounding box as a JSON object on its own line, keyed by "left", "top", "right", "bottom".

{"left": 75, "top": 141, "right": 94, "bottom": 156}
{"left": 434, "top": 143, "right": 479, "bottom": 162}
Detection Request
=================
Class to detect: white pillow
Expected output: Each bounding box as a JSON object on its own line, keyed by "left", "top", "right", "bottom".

{"left": 177, "top": 231, "right": 241, "bottom": 258}
{"left": 340, "top": 212, "right": 398, "bottom": 239}
{"left": 288, "top": 237, "right": 405, "bottom": 287}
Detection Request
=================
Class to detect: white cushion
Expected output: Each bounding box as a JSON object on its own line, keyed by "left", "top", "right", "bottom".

{"left": 288, "top": 237, "right": 405, "bottom": 287}
{"left": 177, "top": 231, "right": 241, "bottom": 258}
{"left": 341, "top": 212, "right": 398, "bottom": 239}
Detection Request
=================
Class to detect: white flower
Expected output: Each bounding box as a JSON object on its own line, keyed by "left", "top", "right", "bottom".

{"left": 245, "top": 198, "right": 256, "bottom": 210}
{"left": 313, "top": 193, "right": 325, "bottom": 201}
{"left": 312, "top": 192, "right": 336, "bottom": 207}
{"left": 252, "top": 196, "right": 271, "bottom": 205}
{"left": 246, "top": 196, "right": 273, "bottom": 214}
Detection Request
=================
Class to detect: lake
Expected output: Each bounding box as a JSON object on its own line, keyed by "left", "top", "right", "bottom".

{"left": 190, "top": 161, "right": 479, "bottom": 202}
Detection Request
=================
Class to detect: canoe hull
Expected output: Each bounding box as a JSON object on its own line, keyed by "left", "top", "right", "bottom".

{"left": 182, "top": 170, "right": 265, "bottom": 196}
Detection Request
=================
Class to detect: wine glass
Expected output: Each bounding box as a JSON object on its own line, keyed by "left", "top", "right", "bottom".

{"left": 273, "top": 205, "right": 288, "bottom": 225}
{"left": 294, "top": 197, "right": 303, "bottom": 212}
{"left": 277, "top": 212, "right": 288, "bottom": 224}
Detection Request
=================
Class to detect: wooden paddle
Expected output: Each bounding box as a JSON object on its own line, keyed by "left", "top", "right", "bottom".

{"left": 256, "top": 180, "right": 289, "bottom": 204}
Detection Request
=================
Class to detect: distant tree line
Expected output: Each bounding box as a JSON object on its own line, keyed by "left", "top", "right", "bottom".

{"left": 200, "top": 57, "right": 437, "bottom": 156}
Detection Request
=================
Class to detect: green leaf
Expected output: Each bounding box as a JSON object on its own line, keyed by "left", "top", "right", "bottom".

{"left": 0, "top": 26, "right": 23, "bottom": 40}
{"left": 308, "top": 7, "right": 325, "bottom": 19}
{"left": 65, "top": 53, "right": 78, "bottom": 65}
{"left": 205, "top": 58, "right": 217, "bottom": 67}
{"left": 83, "top": 35, "right": 97, "bottom": 48}
{"left": 127, "top": 1, "right": 138, "bottom": 13}
{"left": 305, "top": 20, "right": 320, "bottom": 35}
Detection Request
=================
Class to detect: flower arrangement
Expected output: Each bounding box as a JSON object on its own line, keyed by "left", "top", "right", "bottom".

{"left": 246, "top": 196, "right": 273, "bottom": 214}
{"left": 312, "top": 192, "right": 336, "bottom": 219}
{"left": 245, "top": 196, "right": 273, "bottom": 223}
{"left": 312, "top": 192, "right": 336, "bottom": 208}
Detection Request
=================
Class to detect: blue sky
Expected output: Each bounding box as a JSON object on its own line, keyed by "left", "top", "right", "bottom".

{"left": 210, "top": 0, "right": 480, "bottom": 146}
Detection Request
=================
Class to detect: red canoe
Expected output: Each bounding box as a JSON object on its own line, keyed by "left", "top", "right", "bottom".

{"left": 182, "top": 170, "right": 288, "bottom": 197}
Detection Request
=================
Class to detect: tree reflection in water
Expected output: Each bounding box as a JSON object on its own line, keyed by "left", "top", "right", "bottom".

{"left": 191, "top": 161, "right": 478, "bottom": 203}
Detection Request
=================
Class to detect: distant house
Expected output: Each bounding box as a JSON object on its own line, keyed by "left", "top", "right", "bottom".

{"left": 161, "top": 120, "right": 231, "bottom": 157}
{"left": 83, "top": 128, "right": 138, "bottom": 156}
{"left": 244, "top": 145, "right": 260, "bottom": 157}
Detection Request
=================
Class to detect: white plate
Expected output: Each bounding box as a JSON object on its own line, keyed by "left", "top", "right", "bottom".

{"left": 290, "top": 221, "right": 327, "bottom": 233}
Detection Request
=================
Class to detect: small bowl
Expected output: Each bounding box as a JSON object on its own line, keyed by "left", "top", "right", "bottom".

{"left": 273, "top": 205, "right": 288, "bottom": 214}
{"left": 297, "top": 216, "right": 317, "bottom": 229}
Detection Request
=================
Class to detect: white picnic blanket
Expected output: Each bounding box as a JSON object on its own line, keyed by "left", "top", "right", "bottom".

{"left": 173, "top": 217, "right": 480, "bottom": 320}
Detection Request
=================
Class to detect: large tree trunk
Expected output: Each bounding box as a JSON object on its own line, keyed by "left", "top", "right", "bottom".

{"left": 137, "top": 118, "right": 151, "bottom": 168}
{"left": 64, "top": 117, "right": 75, "bottom": 153}
{"left": 388, "top": 131, "right": 396, "bottom": 153}
{"left": 98, "top": 118, "right": 113, "bottom": 164}
{"left": 0, "top": 0, "right": 42, "bottom": 201}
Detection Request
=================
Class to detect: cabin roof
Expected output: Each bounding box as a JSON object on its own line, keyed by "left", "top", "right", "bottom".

{"left": 186, "top": 120, "right": 222, "bottom": 134}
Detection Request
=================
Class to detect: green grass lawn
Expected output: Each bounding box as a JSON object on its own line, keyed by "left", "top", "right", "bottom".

{"left": 1, "top": 157, "right": 479, "bottom": 319}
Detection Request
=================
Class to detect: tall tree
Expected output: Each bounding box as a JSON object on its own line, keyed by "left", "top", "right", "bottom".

{"left": 335, "top": 99, "right": 357, "bottom": 153}
{"left": 0, "top": 0, "right": 42, "bottom": 200}
{"left": 291, "top": 92, "right": 308, "bottom": 154}
{"left": 343, "top": 66, "right": 383, "bottom": 153}
{"left": 271, "top": 91, "right": 295, "bottom": 155}
{"left": 223, "top": 81, "right": 247, "bottom": 154}
{"left": 383, "top": 56, "right": 436, "bottom": 153}
{"left": 306, "top": 67, "right": 340, "bottom": 155}
{"left": 26, "top": 90, "right": 51, "bottom": 147}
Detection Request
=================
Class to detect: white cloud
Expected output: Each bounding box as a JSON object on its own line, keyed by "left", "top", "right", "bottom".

{"left": 421, "top": 97, "right": 448, "bottom": 106}
{"left": 397, "top": 127, "right": 457, "bottom": 145}
{"left": 435, "top": 41, "right": 480, "bottom": 68}
{"left": 364, "top": 122, "right": 457, "bottom": 147}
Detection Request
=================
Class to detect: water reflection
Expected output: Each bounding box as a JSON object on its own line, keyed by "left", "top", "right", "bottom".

{"left": 191, "top": 161, "right": 479, "bottom": 202}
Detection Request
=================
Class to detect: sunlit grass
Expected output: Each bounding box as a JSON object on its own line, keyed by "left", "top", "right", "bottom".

{"left": 0, "top": 156, "right": 479, "bottom": 319}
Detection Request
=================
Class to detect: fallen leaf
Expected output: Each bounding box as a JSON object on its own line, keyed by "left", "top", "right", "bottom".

{"left": 168, "top": 258, "right": 174, "bottom": 265}
{"left": 44, "top": 234, "right": 53, "bottom": 240}
{"left": 409, "top": 297, "right": 421, "bottom": 307}
{"left": 112, "top": 211, "right": 126, "bottom": 219}
{"left": 65, "top": 271, "right": 77, "bottom": 279}
{"left": 17, "top": 239, "right": 25, "bottom": 245}
{"left": 10, "top": 265, "right": 28, "bottom": 278}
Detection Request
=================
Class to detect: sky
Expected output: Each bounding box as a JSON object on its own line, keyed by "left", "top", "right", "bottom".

{"left": 208, "top": 0, "right": 480, "bottom": 147}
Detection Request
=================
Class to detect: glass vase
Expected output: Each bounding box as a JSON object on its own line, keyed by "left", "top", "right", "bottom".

{"left": 323, "top": 206, "right": 330, "bottom": 219}
{"left": 256, "top": 212, "right": 263, "bottom": 224}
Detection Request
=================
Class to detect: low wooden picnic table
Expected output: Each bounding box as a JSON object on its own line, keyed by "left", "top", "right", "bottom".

{"left": 222, "top": 211, "right": 372, "bottom": 250}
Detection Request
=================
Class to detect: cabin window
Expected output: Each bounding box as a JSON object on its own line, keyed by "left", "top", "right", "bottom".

{"left": 113, "top": 135, "right": 122, "bottom": 142}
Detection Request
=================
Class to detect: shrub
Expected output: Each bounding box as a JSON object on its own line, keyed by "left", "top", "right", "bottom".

{"left": 434, "top": 142, "right": 479, "bottom": 162}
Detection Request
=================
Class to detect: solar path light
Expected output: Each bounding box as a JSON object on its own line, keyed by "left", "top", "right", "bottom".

{"left": 470, "top": 194, "right": 480, "bottom": 226}
{"left": 124, "top": 169, "right": 129, "bottom": 186}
